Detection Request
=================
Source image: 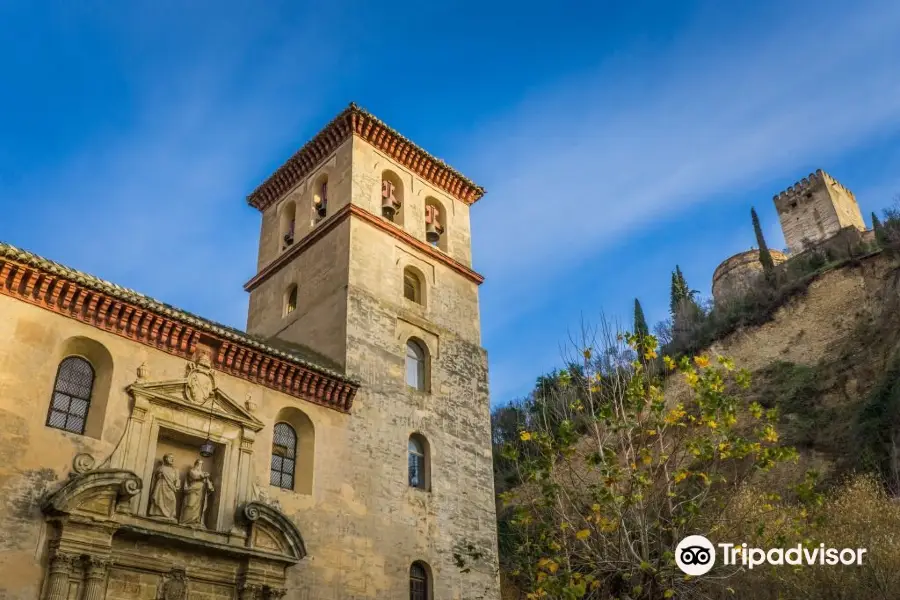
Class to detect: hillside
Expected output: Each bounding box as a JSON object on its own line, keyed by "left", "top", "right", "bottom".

{"left": 493, "top": 248, "right": 900, "bottom": 599}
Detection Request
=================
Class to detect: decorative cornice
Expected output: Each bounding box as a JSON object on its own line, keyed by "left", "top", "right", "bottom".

{"left": 246, "top": 103, "right": 485, "bottom": 212}
{"left": 0, "top": 243, "right": 359, "bottom": 413}
{"left": 244, "top": 204, "right": 485, "bottom": 292}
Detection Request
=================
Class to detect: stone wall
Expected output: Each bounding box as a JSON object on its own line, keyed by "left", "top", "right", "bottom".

{"left": 711, "top": 249, "right": 788, "bottom": 303}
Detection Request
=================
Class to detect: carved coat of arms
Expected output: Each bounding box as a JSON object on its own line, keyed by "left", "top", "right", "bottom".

{"left": 185, "top": 352, "right": 216, "bottom": 405}
{"left": 159, "top": 568, "right": 187, "bottom": 600}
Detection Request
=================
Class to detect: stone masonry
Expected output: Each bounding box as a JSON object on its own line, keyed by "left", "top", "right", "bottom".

{"left": 0, "top": 103, "right": 500, "bottom": 600}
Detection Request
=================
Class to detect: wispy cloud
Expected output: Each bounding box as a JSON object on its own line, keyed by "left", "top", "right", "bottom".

{"left": 1, "top": 5, "right": 347, "bottom": 328}
{"left": 463, "top": 0, "right": 900, "bottom": 400}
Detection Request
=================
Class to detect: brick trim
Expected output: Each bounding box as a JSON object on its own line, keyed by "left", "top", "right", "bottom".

{"left": 0, "top": 254, "right": 358, "bottom": 413}
{"left": 243, "top": 204, "right": 484, "bottom": 292}
{"left": 246, "top": 103, "right": 485, "bottom": 212}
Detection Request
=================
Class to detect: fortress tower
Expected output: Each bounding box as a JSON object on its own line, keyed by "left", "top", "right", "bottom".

{"left": 774, "top": 169, "right": 865, "bottom": 255}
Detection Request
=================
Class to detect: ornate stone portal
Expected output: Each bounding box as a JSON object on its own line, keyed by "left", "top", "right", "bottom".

{"left": 39, "top": 353, "right": 306, "bottom": 600}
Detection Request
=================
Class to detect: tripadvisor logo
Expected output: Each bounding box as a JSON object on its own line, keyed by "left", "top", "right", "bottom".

{"left": 675, "top": 535, "right": 868, "bottom": 575}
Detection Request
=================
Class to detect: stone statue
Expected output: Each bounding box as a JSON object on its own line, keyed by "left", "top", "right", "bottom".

{"left": 180, "top": 458, "right": 214, "bottom": 528}
{"left": 148, "top": 453, "right": 180, "bottom": 521}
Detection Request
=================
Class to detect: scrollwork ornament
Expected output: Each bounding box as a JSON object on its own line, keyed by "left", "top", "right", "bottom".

{"left": 72, "top": 453, "right": 96, "bottom": 474}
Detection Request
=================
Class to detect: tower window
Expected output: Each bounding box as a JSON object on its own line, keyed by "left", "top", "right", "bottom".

{"left": 403, "top": 267, "right": 424, "bottom": 305}
{"left": 410, "top": 562, "right": 430, "bottom": 600}
{"left": 270, "top": 422, "right": 297, "bottom": 490}
{"left": 313, "top": 175, "right": 328, "bottom": 220}
{"left": 382, "top": 170, "right": 404, "bottom": 225}
{"left": 406, "top": 339, "right": 427, "bottom": 391}
{"left": 285, "top": 284, "right": 298, "bottom": 316}
{"left": 47, "top": 356, "right": 95, "bottom": 435}
{"left": 424, "top": 198, "right": 447, "bottom": 251}
{"left": 408, "top": 434, "right": 430, "bottom": 490}
{"left": 280, "top": 200, "right": 297, "bottom": 251}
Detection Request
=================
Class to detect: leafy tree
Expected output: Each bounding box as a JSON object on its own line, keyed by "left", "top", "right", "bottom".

{"left": 633, "top": 298, "right": 650, "bottom": 340}
{"left": 498, "top": 328, "right": 796, "bottom": 599}
{"left": 752, "top": 207, "right": 776, "bottom": 284}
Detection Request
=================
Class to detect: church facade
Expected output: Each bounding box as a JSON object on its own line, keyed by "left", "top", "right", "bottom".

{"left": 0, "top": 104, "right": 500, "bottom": 600}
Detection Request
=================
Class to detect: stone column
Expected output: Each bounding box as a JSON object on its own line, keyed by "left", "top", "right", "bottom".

{"left": 237, "top": 582, "right": 265, "bottom": 600}
{"left": 265, "top": 587, "right": 287, "bottom": 600}
{"left": 80, "top": 557, "right": 111, "bottom": 600}
{"left": 44, "top": 551, "right": 78, "bottom": 600}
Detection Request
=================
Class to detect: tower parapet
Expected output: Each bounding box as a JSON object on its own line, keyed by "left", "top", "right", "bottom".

{"left": 774, "top": 169, "right": 865, "bottom": 255}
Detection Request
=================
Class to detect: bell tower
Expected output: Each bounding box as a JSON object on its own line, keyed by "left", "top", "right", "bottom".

{"left": 242, "top": 104, "right": 500, "bottom": 598}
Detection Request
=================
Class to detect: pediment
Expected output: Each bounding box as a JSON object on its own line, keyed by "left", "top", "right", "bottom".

{"left": 127, "top": 378, "right": 264, "bottom": 432}
{"left": 42, "top": 469, "right": 142, "bottom": 518}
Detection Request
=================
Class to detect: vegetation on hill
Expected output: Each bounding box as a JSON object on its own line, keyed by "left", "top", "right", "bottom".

{"left": 490, "top": 201, "right": 900, "bottom": 599}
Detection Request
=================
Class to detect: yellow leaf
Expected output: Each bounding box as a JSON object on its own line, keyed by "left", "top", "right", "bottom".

{"left": 576, "top": 529, "right": 591, "bottom": 540}
{"left": 664, "top": 591, "right": 675, "bottom": 598}
{"left": 694, "top": 355, "right": 710, "bottom": 368}
{"left": 663, "top": 355, "right": 676, "bottom": 370}
{"left": 520, "top": 431, "right": 532, "bottom": 441}
{"left": 583, "top": 348, "right": 592, "bottom": 360}
{"left": 674, "top": 471, "right": 688, "bottom": 483}
{"left": 707, "top": 419, "right": 717, "bottom": 430}
{"left": 644, "top": 349, "right": 658, "bottom": 360}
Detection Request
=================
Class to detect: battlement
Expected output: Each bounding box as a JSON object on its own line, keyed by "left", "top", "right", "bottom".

{"left": 772, "top": 168, "right": 864, "bottom": 255}
{"left": 773, "top": 170, "right": 856, "bottom": 212}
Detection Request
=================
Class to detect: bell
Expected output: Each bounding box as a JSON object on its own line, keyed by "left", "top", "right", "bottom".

{"left": 382, "top": 204, "right": 396, "bottom": 219}
{"left": 199, "top": 440, "right": 215, "bottom": 458}
{"left": 314, "top": 197, "right": 327, "bottom": 218}
{"left": 426, "top": 222, "right": 440, "bottom": 244}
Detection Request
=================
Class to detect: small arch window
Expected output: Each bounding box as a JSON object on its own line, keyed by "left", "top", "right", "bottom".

{"left": 410, "top": 562, "right": 430, "bottom": 600}
{"left": 313, "top": 175, "right": 328, "bottom": 219}
{"left": 424, "top": 198, "right": 447, "bottom": 251}
{"left": 408, "top": 434, "right": 429, "bottom": 490}
{"left": 403, "top": 267, "right": 424, "bottom": 305}
{"left": 406, "top": 340, "right": 427, "bottom": 391}
{"left": 285, "top": 284, "right": 298, "bottom": 316}
{"left": 271, "top": 422, "right": 297, "bottom": 490}
{"left": 47, "top": 356, "right": 95, "bottom": 435}
{"left": 280, "top": 200, "right": 297, "bottom": 250}
{"left": 382, "top": 170, "right": 404, "bottom": 225}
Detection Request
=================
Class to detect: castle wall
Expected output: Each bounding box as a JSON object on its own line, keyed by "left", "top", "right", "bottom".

{"left": 711, "top": 249, "right": 787, "bottom": 303}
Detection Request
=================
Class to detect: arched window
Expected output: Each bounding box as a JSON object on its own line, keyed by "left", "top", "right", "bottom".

{"left": 424, "top": 197, "right": 447, "bottom": 251}
{"left": 410, "top": 562, "right": 430, "bottom": 600}
{"left": 408, "top": 434, "right": 429, "bottom": 490}
{"left": 280, "top": 200, "right": 297, "bottom": 250}
{"left": 47, "top": 356, "right": 95, "bottom": 434}
{"left": 285, "top": 284, "right": 298, "bottom": 316}
{"left": 271, "top": 422, "right": 297, "bottom": 490}
{"left": 406, "top": 339, "right": 427, "bottom": 390}
{"left": 403, "top": 267, "right": 424, "bottom": 305}
{"left": 313, "top": 174, "right": 328, "bottom": 220}
{"left": 382, "top": 170, "right": 404, "bottom": 225}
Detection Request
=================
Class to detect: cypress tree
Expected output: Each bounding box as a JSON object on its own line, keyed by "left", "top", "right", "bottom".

{"left": 752, "top": 207, "right": 776, "bottom": 284}
{"left": 873, "top": 212, "right": 888, "bottom": 246}
{"left": 633, "top": 298, "right": 649, "bottom": 339}
{"left": 670, "top": 266, "right": 686, "bottom": 319}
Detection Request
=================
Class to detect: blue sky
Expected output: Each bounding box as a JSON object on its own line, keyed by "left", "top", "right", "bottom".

{"left": 3, "top": 0, "right": 900, "bottom": 405}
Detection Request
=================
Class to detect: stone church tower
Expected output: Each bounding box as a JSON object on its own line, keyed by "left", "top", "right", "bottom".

{"left": 0, "top": 103, "right": 499, "bottom": 600}
{"left": 242, "top": 103, "right": 500, "bottom": 598}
